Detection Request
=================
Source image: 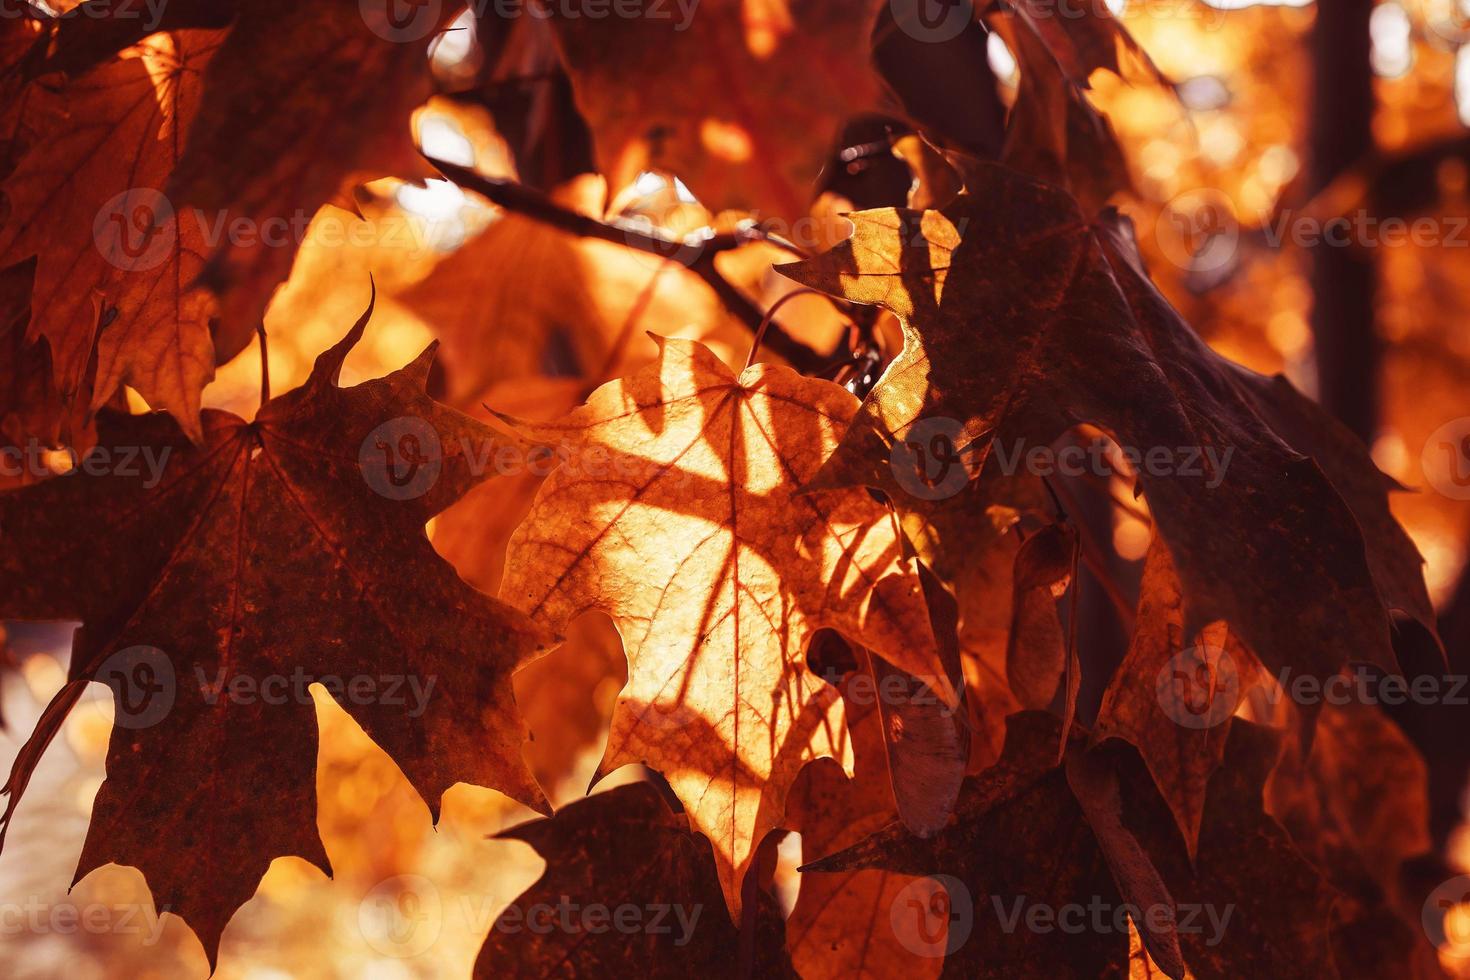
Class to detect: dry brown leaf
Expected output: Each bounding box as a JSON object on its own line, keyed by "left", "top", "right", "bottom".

{"left": 166, "top": 0, "right": 445, "bottom": 375}
{"left": 545, "top": 0, "right": 888, "bottom": 217}
{"left": 785, "top": 640, "right": 941, "bottom": 980}
{"left": 1006, "top": 522, "right": 1075, "bottom": 711}
{"left": 778, "top": 163, "right": 1423, "bottom": 723}
{"left": 0, "top": 304, "right": 552, "bottom": 961}
{"left": 1095, "top": 537, "right": 1250, "bottom": 859}
{"left": 0, "top": 31, "right": 223, "bottom": 442}
{"left": 476, "top": 782, "right": 796, "bottom": 976}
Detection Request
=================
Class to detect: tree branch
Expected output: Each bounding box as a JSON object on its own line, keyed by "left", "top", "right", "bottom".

{"left": 427, "top": 158, "right": 841, "bottom": 373}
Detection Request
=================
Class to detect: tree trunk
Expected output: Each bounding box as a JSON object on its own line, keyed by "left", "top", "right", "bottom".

{"left": 1308, "top": 0, "right": 1378, "bottom": 444}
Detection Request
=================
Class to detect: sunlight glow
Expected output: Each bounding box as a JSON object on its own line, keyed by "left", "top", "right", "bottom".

{"left": 419, "top": 115, "right": 475, "bottom": 167}
{"left": 1371, "top": 3, "right": 1415, "bottom": 78}
{"left": 1457, "top": 45, "right": 1470, "bottom": 125}
{"left": 631, "top": 171, "right": 699, "bottom": 203}
{"left": 1200, "top": 0, "right": 1310, "bottom": 8}
{"left": 987, "top": 31, "right": 1019, "bottom": 83}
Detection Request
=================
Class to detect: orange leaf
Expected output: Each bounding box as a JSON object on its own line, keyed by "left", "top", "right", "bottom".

{"left": 499, "top": 335, "right": 950, "bottom": 919}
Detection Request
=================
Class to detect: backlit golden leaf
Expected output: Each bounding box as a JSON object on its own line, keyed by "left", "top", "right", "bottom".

{"left": 499, "top": 335, "right": 948, "bottom": 918}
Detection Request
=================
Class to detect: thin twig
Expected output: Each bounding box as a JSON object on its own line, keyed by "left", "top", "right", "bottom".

{"left": 743, "top": 288, "right": 828, "bottom": 370}
{"left": 256, "top": 322, "right": 270, "bottom": 406}
{"left": 427, "top": 157, "right": 845, "bottom": 373}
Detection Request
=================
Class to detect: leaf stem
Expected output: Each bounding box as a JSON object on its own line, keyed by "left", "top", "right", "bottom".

{"left": 743, "top": 288, "right": 827, "bottom": 371}
{"left": 256, "top": 322, "right": 270, "bottom": 406}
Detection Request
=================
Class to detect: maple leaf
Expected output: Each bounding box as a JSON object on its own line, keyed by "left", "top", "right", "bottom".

{"left": 542, "top": 0, "right": 887, "bottom": 218}
{"left": 1224, "top": 363, "right": 1437, "bottom": 638}
{"left": 1, "top": 258, "right": 102, "bottom": 487}
{"left": 785, "top": 635, "right": 942, "bottom": 979}
{"left": 165, "top": 0, "right": 447, "bottom": 383}
{"left": 1117, "top": 721, "right": 1342, "bottom": 979}
{"left": 1065, "top": 747, "right": 1187, "bottom": 979}
{"left": 0, "top": 301, "right": 552, "bottom": 961}
{"left": 873, "top": 567, "right": 969, "bottom": 835}
{"left": 777, "top": 162, "right": 1428, "bottom": 721}
{"left": 1095, "top": 537, "right": 1250, "bottom": 859}
{"left": 1266, "top": 697, "right": 1435, "bottom": 971}
{"left": 475, "top": 781, "right": 795, "bottom": 977}
{"left": 1004, "top": 521, "right": 1075, "bottom": 712}
{"left": 0, "top": 31, "right": 224, "bottom": 443}
{"left": 895, "top": 457, "right": 1049, "bottom": 773}
{"left": 807, "top": 711, "right": 1340, "bottom": 978}
{"left": 0, "top": 13, "right": 49, "bottom": 179}
{"left": 954, "top": 531, "right": 1026, "bottom": 773}
{"left": 1008, "top": 521, "right": 1082, "bottom": 765}
{"left": 41, "top": 0, "right": 233, "bottom": 80}
{"left": 802, "top": 712, "right": 1132, "bottom": 977}
{"left": 498, "top": 335, "right": 950, "bottom": 920}
{"left": 1001, "top": 0, "right": 1162, "bottom": 89}
{"left": 994, "top": 9, "right": 1133, "bottom": 213}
